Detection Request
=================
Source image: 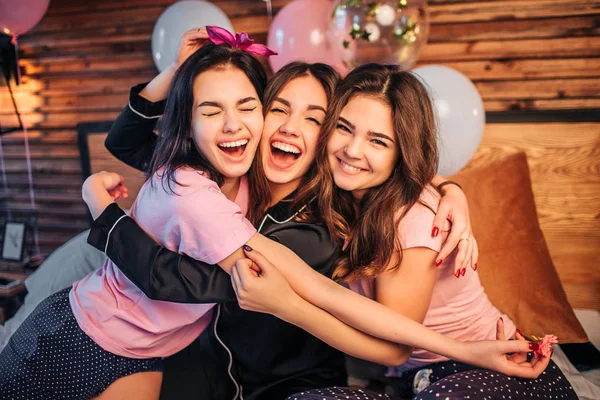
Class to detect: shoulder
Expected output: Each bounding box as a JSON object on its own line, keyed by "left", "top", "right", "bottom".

{"left": 397, "top": 186, "right": 445, "bottom": 252}
{"left": 149, "top": 167, "right": 220, "bottom": 197}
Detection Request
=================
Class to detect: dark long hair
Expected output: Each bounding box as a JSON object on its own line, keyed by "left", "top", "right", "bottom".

{"left": 148, "top": 43, "right": 268, "bottom": 223}
{"left": 248, "top": 61, "right": 341, "bottom": 218}
{"left": 314, "top": 64, "right": 439, "bottom": 280}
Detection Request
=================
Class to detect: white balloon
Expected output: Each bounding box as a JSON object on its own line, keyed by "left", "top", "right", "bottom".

{"left": 412, "top": 65, "right": 485, "bottom": 176}
{"left": 151, "top": 1, "right": 234, "bottom": 72}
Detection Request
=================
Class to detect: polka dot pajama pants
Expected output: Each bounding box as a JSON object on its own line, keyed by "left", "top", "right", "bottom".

{"left": 413, "top": 360, "right": 577, "bottom": 400}
{"left": 0, "top": 287, "right": 162, "bottom": 399}
{"left": 286, "top": 359, "right": 577, "bottom": 400}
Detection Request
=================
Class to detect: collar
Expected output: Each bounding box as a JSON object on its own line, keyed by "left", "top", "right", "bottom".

{"left": 257, "top": 191, "right": 314, "bottom": 232}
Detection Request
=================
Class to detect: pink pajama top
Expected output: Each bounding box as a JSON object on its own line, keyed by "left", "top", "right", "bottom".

{"left": 347, "top": 188, "right": 516, "bottom": 375}
{"left": 69, "top": 168, "right": 257, "bottom": 358}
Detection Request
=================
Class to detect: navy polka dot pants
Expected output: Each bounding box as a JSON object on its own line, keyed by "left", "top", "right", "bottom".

{"left": 286, "top": 359, "right": 577, "bottom": 400}
{"left": 0, "top": 287, "right": 162, "bottom": 399}
{"left": 412, "top": 360, "right": 578, "bottom": 400}
{"left": 285, "top": 386, "right": 390, "bottom": 400}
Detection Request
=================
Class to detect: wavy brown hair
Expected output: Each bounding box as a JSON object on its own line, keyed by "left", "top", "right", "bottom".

{"left": 312, "top": 64, "right": 439, "bottom": 281}
{"left": 248, "top": 62, "right": 341, "bottom": 219}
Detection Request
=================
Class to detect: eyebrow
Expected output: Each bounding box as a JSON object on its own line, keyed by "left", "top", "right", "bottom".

{"left": 369, "top": 131, "right": 395, "bottom": 143}
{"left": 274, "top": 97, "right": 326, "bottom": 114}
{"left": 198, "top": 97, "right": 258, "bottom": 108}
{"left": 338, "top": 117, "right": 394, "bottom": 142}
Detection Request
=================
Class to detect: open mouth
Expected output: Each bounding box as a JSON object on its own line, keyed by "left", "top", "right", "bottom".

{"left": 270, "top": 141, "right": 302, "bottom": 168}
{"left": 218, "top": 139, "right": 249, "bottom": 159}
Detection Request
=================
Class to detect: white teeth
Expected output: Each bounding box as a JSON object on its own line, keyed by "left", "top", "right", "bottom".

{"left": 340, "top": 159, "right": 362, "bottom": 172}
{"left": 271, "top": 141, "right": 301, "bottom": 154}
{"left": 218, "top": 139, "right": 249, "bottom": 148}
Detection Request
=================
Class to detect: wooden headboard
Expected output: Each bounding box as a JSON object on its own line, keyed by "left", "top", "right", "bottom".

{"left": 77, "top": 122, "right": 146, "bottom": 213}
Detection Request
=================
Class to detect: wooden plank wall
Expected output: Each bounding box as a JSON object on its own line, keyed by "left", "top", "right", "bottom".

{"left": 0, "top": 0, "right": 598, "bottom": 308}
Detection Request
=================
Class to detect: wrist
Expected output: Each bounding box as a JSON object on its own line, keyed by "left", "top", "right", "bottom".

{"left": 277, "top": 293, "right": 306, "bottom": 324}
{"left": 437, "top": 180, "right": 462, "bottom": 195}
{"left": 82, "top": 176, "right": 101, "bottom": 202}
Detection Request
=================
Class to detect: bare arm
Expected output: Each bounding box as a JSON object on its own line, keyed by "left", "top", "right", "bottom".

{"left": 373, "top": 247, "right": 438, "bottom": 361}
{"left": 139, "top": 28, "right": 209, "bottom": 102}
{"left": 231, "top": 258, "right": 409, "bottom": 366}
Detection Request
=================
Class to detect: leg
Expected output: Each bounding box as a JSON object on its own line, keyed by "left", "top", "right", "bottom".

{"left": 285, "top": 387, "right": 390, "bottom": 400}
{"left": 414, "top": 360, "right": 578, "bottom": 400}
{"left": 0, "top": 230, "right": 105, "bottom": 351}
{"left": 94, "top": 372, "right": 163, "bottom": 400}
{"left": 0, "top": 288, "right": 162, "bottom": 399}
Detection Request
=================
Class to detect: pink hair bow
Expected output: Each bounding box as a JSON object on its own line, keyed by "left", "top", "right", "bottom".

{"left": 206, "top": 25, "right": 277, "bottom": 57}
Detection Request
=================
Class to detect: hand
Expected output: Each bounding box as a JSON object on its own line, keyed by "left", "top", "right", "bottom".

{"left": 231, "top": 247, "right": 298, "bottom": 317}
{"left": 496, "top": 317, "right": 533, "bottom": 365}
{"left": 174, "top": 28, "right": 210, "bottom": 68}
{"left": 459, "top": 336, "right": 551, "bottom": 379}
{"left": 82, "top": 171, "right": 127, "bottom": 219}
{"left": 86, "top": 171, "right": 128, "bottom": 201}
{"left": 433, "top": 184, "right": 479, "bottom": 276}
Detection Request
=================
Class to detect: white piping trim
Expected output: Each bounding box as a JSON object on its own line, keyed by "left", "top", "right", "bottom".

{"left": 105, "top": 214, "right": 129, "bottom": 254}
{"left": 213, "top": 304, "right": 241, "bottom": 400}
{"left": 128, "top": 101, "right": 162, "bottom": 120}
{"left": 256, "top": 203, "right": 308, "bottom": 233}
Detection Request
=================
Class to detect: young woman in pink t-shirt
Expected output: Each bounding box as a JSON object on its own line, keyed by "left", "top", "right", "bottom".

{"left": 232, "top": 64, "right": 577, "bottom": 400}
{"left": 0, "top": 28, "right": 269, "bottom": 399}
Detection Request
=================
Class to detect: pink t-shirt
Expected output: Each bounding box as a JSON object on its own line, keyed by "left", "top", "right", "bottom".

{"left": 346, "top": 188, "right": 516, "bottom": 375}
{"left": 70, "top": 168, "right": 257, "bottom": 359}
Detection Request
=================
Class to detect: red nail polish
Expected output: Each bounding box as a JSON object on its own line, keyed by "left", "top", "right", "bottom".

{"left": 435, "top": 259, "right": 443, "bottom": 267}
{"left": 528, "top": 342, "right": 539, "bottom": 351}
{"left": 461, "top": 268, "right": 466, "bottom": 276}
{"left": 455, "top": 270, "right": 461, "bottom": 278}
{"left": 473, "top": 263, "right": 478, "bottom": 271}
{"left": 499, "top": 317, "right": 504, "bottom": 323}
{"left": 516, "top": 329, "right": 523, "bottom": 336}
{"left": 432, "top": 227, "right": 439, "bottom": 237}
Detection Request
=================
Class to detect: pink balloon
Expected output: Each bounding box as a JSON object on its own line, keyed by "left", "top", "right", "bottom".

{"left": 0, "top": 0, "right": 50, "bottom": 36}
{"left": 267, "top": 0, "right": 347, "bottom": 74}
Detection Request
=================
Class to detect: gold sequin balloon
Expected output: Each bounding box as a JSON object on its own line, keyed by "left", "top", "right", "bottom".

{"left": 328, "top": 0, "right": 429, "bottom": 69}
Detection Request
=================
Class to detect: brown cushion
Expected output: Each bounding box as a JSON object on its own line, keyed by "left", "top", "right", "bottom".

{"left": 450, "top": 152, "right": 588, "bottom": 344}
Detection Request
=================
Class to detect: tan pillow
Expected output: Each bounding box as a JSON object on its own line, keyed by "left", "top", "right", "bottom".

{"left": 450, "top": 152, "right": 588, "bottom": 344}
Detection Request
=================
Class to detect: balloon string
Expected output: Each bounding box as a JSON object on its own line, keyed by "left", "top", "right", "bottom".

{"left": 8, "top": 37, "right": 40, "bottom": 256}
{"left": 264, "top": 0, "right": 273, "bottom": 23}
{"left": 0, "top": 138, "right": 11, "bottom": 220}
{"left": 20, "top": 111, "right": 40, "bottom": 256}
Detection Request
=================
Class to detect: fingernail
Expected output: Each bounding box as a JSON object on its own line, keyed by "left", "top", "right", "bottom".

{"left": 461, "top": 268, "right": 466, "bottom": 276}
{"left": 243, "top": 245, "right": 253, "bottom": 252}
{"left": 499, "top": 317, "right": 504, "bottom": 323}
{"left": 455, "top": 270, "right": 461, "bottom": 278}
{"left": 431, "top": 227, "right": 439, "bottom": 237}
{"left": 528, "top": 342, "right": 539, "bottom": 351}
{"left": 516, "top": 329, "right": 523, "bottom": 336}
{"left": 473, "top": 263, "right": 478, "bottom": 271}
{"left": 435, "top": 259, "right": 443, "bottom": 267}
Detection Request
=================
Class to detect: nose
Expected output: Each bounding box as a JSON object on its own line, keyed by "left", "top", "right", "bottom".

{"left": 343, "top": 136, "right": 363, "bottom": 159}
{"left": 279, "top": 114, "right": 301, "bottom": 137}
{"left": 223, "top": 111, "right": 242, "bottom": 134}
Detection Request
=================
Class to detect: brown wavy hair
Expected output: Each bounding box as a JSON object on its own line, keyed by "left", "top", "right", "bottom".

{"left": 248, "top": 62, "right": 341, "bottom": 220}
{"left": 312, "top": 64, "right": 439, "bottom": 281}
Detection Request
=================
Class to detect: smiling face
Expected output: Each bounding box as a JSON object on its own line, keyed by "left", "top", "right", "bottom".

{"left": 327, "top": 94, "right": 399, "bottom": 200}
{"left": 191, "top": 65, "right": 264, "bottom": 179}
{"left": 259, "top": 74, "right": 328, "bottom": 192}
